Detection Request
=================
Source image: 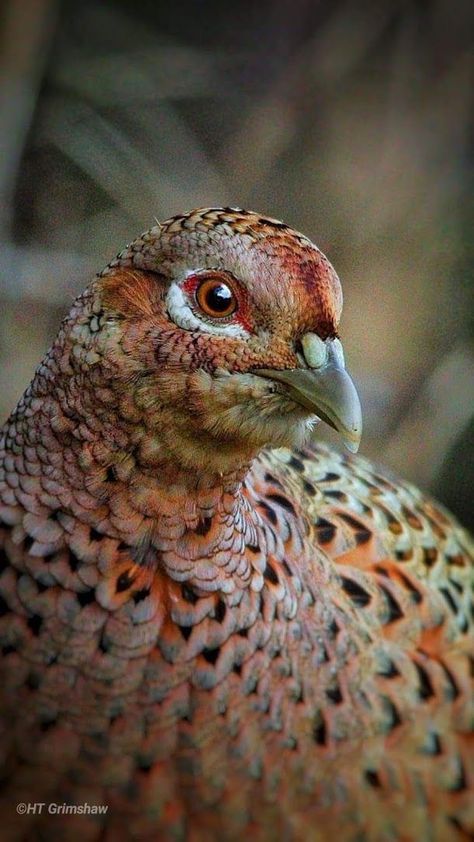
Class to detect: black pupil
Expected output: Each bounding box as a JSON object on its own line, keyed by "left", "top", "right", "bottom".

{"left": 206, "top": 284, "right": 233, "bottom": 312}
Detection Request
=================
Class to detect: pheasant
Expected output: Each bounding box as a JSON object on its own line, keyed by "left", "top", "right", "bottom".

{"left": 0, "top": 208, "right": 472, "bottom": 842}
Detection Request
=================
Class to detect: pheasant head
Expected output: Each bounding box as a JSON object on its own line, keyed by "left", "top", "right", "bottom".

{"left": 44, "top": 208, "right": 361, "bottom": 479}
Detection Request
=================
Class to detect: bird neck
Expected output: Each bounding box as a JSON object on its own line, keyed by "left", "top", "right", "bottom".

{"left": 1, "top": 370, "right": 270, "bottom": 594}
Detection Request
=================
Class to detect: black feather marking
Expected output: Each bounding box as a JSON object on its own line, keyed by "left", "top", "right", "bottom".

{"left": 341, "top": 577, "right": 371, "bottom": 607}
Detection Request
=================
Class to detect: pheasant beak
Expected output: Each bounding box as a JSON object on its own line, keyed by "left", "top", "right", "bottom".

{"left": 252, "top": 334, "right": 362, "bottom": 453}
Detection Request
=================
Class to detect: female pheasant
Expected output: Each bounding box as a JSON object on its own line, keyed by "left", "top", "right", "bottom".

{"left": 0, "top": 208, "right": 472, "bottom": 842}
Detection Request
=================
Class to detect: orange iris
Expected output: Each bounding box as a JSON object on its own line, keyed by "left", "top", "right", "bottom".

{"left": 195, "top": 276, "right": 237, "bottom": 318}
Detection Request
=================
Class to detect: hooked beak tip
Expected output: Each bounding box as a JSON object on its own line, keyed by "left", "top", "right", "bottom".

{"left": 342, "top": 436, "right": 360, "bottom": 454}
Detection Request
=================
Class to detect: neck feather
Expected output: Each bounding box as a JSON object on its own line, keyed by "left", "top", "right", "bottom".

{"left": 1, "top": 364, "right": 268, "bottom": 594}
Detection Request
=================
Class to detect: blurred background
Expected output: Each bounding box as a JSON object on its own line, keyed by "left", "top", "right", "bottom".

{"left": 0, "top": 0, "right": 472, "bottom": 527}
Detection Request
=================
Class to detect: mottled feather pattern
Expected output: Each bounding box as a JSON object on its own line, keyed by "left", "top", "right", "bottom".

{"left": 0, "top": 208, "right": 472, "bottom": 841}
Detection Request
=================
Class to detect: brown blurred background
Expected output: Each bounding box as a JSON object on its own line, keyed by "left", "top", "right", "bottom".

{"left": 0, "top": 0, "right": 473, "bottom": 527}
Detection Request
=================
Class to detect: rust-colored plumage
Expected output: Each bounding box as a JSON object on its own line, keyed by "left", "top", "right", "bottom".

{"left": 0, "top": 208, "right": 472, "bottom": 841}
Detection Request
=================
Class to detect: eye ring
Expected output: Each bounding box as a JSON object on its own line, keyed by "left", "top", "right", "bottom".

{"left": 195, "top": 275, "right": 238, "bottom": 319}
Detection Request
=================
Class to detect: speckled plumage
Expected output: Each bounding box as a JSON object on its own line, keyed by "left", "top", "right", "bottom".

{"left": 0, "top": 208, "right": 472, "bottom": 842}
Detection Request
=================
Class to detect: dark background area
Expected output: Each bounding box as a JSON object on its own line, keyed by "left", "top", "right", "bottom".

{"left": 0, "top": 0, "right": 472, "bottom": 527}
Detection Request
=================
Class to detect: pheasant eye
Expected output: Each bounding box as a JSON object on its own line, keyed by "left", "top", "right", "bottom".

{"left": 196, "top": 277, "right": 237, "bottom": 318}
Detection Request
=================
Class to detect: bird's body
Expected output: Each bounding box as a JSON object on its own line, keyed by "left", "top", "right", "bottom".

{"left": 0, "top": 209, "right": 472, "bottom": 841}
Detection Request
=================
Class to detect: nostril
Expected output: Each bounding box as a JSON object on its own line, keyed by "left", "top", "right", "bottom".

{"left": 294, "top": 339, "right": 307, "bottom": 367}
